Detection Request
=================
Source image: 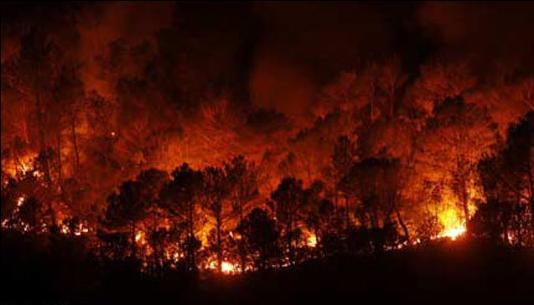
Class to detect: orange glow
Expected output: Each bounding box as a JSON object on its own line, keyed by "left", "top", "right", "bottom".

{"left": 306, "top": 233, "right": 317, "bottom": 248}
{"left": 206, "top": 259, "right": 239, "bottom": 275}
{"left": 221, "top": 261, "right": 237, "bottom": 274}
{"left": 16, "top": 196, "right": 25, "bottom": 207}
{"left": 135, "top": 231, "right": 146, "bottom": 244}
{"left": 438, "top": 208, "right": 466, "bottom": 240}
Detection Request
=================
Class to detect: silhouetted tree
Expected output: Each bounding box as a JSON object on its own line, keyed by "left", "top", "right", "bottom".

{"left": 53, "top": 65, "right": 84, "bottom": 174}
{"left": 201, "top": 166, "right": 230, "bottom": 273}
{"left": 224, "top": 155, "right": 259, "bottom": 221}
{"left": 476, "top": 112, "right": 534, "bottom": 246}
{"left": 224, "top": 155, "right": 259, "bottom": 271}
{"left": 104, "top": 180, "right": 146, "bottom": 258}
{"left": 271, "top": 177, "right": 305, "bottom": 265}
{"left": 159, "top": 163, "right": 202, "bottom": 271}
{"left": 236, "top": 208, "right": 279, "bottom": 271}
{"left": 331, "top": 135, "right": 357, "bottom": 228}
{"left": 468, "top": 199, "right": 511, "bottom": 245}
{"left": 302, "top": 180, "right": 329, "bottom": 253}
{"left": 136, "top": 168, "right": 169, "bottom": 271}
{"left": 102, "top": 168, "right": 168, "bottom": 259}
{"left": 339, "top": 158, "right": 404, "bottom": 251}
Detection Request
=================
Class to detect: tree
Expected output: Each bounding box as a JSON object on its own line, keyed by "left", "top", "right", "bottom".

{"left": 271, "top": 177, "right": 305, "bottom": 265}
{"left": 104, "top": 180, "right": 145, "bottom": 258}
{"left": 330, "top": 135, "right": 357, "bottom": 228}
{"left": 476, "top": 112, "right": 534, "bottom": 246}
{"left": 302, "top": 180, "right": 328, "bottom": 252}
{"left": 468, "top": 199, "right": 511, "bottom": 245}
{"left": 53, "top": 65, "right": 84, "bottom": 175}
{"left": 236, "top": 208, "right": 279, "bottom": 271}
{"left": 136, "top": 168, "right": 169, "bottom": 271}
{"left": 416, "top": 98, "right": 498, "bottom": 224}
{"left": 224, "top": 155, "right": 259, "bottom": 221}
{"left": 201, "top": 166, "right": 230, "bottom": 273}
{"left": 224, "top": 155, "right": 259, "bottom": 271}
{"left": 6, "top": 28, "right": 58, "bottom": 187}
{"left": 159, "top": 163, "right": 202, "bottom": 271}
{"left": 339, "top": 158, "right": 405, "bottom": 251}
{"left": 103, "top": 168, "right": 168, "bottom": 259}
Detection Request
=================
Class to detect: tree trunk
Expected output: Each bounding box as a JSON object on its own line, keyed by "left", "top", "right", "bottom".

{"left": 394, "top": 204, "right": 410, "bottom": 244}
{"left": 314, "top": 226, "right": 320, "bottom": 257}
{"left": 36, "top": 92, "right": 52, "bottom": 186}
{"left": 344, "top": 196, "right": 350, "bottom": 229}
{"left": 237, "top": 199, "right": 246, "bottom": 272}
{"left": 461, "top": 181, "right": 469, "bottom": 226}
{"left": 216, "top": 208, "right": 222, "bottom": 273}
{"left": 287, "top": 217, "right": 294, "bottom": 265}
{"left": 131, "top": 222, "right": 136, "bottom": 258}
{"left": 56, "top": 131, "right": 62, "bottom": 191}
{"left": 70, "top": 113, "right": 80, "bottom": 172}
{"left": 152, "top": 216, "right": 159, "bottom": 275}
{"left": 188, "top": 201, "right": 196, "bottom": 272}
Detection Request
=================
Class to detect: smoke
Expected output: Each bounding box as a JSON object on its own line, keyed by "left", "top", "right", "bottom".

{"left": 76, "top": 2, "right": 174, "bottom": 96}
{"left": 249, "top": 51, "right": 315, "bottom": 124}
{"left": 418, "top": 2, "right": 534, "bottom": 80}
{"left": 249, "top": 2, "right": 395, "bottom": 123}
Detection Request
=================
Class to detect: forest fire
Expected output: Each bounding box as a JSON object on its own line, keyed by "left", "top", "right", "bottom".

{"left": 1, "top": 2, "right": 534, "bottom": 304}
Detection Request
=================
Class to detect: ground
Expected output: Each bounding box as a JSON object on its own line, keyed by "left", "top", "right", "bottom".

{"left": 1, "top": 234, "right": 533, "bottom": 305}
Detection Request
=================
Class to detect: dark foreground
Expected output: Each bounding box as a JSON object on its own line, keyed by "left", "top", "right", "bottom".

{"left": 1, "top": 233, "right": 533, "bottom": 305}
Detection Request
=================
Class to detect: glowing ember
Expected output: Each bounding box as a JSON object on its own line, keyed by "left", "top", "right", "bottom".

{"left": 16, "top": 196, "right": 25, "bottom": 207}
{"left": 60, "top": 225, "right": 69, "bottom": 234}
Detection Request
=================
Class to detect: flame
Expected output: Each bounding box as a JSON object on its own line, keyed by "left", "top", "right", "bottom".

{"left": 306, "top": 233, "right": 317, "bottom": 248}
{"left": 60, "top": 224, "right": 70, "bottom": 234}
{"left": 20, "top": 162, "right": 32, "bottom": 174}
{"left": 440, "top": 226, "right": 466, "bottom": 240}
{"left": 206, "top": 259, "right": 238, "bottom": 275}
{"left": 135, "top": 231, "right": 146, "bottom": 244}
{"left": 438, "top": 207, "right": 466, "bottom": 240}
{"left": 221, "top": 261, "right": 237, "bottom": 274}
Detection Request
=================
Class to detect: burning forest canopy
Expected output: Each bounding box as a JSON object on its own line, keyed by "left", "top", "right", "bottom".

{"left": 1, "top": 2, "right": 533, "bottom": 275}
